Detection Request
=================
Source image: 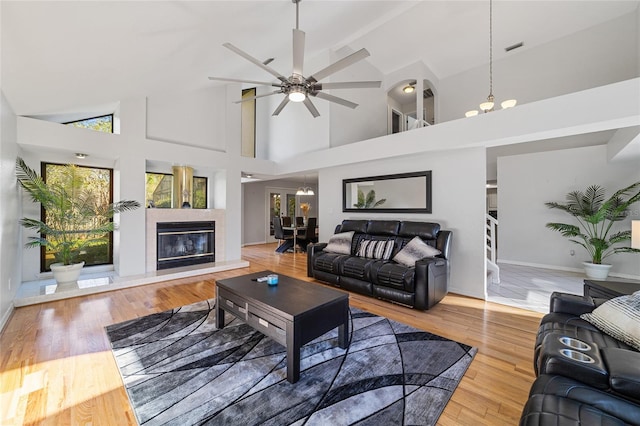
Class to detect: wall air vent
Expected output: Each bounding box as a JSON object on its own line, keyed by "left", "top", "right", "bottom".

{"left": 505, "top": 42, "right": 524, "bottom": 52}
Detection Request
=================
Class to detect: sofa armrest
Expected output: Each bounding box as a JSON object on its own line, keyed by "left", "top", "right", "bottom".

{"left": 603, "top": 348, "right": 640, "bottom": 402}
{"left": 414, "top": 257, "right": 449, "bottom": 310}
{"left": 549, "top": 292, "right": 596, "bottom": 315}
{"left": 306, "top": 242, "right": 328, "bottom": 277}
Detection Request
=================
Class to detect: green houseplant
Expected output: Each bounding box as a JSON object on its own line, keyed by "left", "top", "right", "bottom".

{"left": 545, "top": 181, "right": 640, "bottom": 279}
{"left": 353, "top": 189, "right": 386, "bottom": 209}
{"left": 16, "top": 157, "right": 141, "bottom": 284}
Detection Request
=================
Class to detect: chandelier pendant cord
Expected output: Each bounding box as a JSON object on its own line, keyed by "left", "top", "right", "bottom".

{"left": 488, "top": 0, "right": 493, "bottom": 100}
{"left": 295, "top": 0, "right": 300, "bottom": 30}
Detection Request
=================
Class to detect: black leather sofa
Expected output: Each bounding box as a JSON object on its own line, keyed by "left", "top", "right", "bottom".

{"left": 306, "top": 219, "right": 451, "bottom": 310}
{"left": 520, "top": 292, "right": 640, "bottom": 425}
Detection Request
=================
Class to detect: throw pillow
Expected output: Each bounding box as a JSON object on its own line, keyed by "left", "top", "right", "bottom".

{"left": 356, "top": 239, "right": 395, "bottom": 260}
{"left": 324, "top": 231, "right": 354, "bottom": 255}
{"left": 392, "top": 236, "right": 441, "bottom": 267}
{"left": 581, "top": 293, "right": 640, "bottom": 351}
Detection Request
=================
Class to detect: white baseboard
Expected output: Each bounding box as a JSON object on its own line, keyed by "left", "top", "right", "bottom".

{"left": 242, "top": 241, "right": 268, "bottom": 247}
{"left": 497, "top": 259, "right": 640, "bottom": 280}
{"left": 0, "top": 303, "right": 15, "bottom": 334}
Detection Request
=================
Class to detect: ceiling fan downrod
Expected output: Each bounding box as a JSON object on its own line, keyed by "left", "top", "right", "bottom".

{"left": 293, "top": 0, "right": 300, "bottom": 31}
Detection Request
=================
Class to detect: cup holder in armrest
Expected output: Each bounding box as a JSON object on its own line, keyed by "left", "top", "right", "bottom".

{"left": 558, "top": 336, "right": 592, "bottom": 351}
{"left": 536, "top": 332, "right": 608, "bottom": 388}
{"left": 559, "top": 348, "right": 595, "bottom": 363}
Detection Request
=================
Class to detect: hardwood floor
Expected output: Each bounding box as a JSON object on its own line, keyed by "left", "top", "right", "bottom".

{"left": 0, "top": 243, "right": 543, "bottom": 425}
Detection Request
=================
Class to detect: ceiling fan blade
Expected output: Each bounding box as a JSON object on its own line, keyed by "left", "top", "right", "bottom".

{"left": 208, "top": 76, "right": 282, "bottom": 87}
{"left": 307, "top": 48, "right": 371, "bottom": 83}
{"left": 292, "top": 29, "right": 305, "bottom": 76}
{"left": 303, "top": 97, "right": 320, "bottom": 118}
{"left": 312, "top": 92, "right": 358, "bottom": 109}
{"left": 233, "top": 90, "right": 282, "bottom": 104}
{"left": 223, "top": 42, "right": 288, "bottom": 83}
{"left": 272, "top": 97, "right": 290, "bottom": 116}
{"left": 313, "top": 81, "right": 381, "bottom": 90}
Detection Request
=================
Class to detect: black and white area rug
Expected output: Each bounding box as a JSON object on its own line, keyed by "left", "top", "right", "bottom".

{"left": 106, "top": 299, "right": 477, "bottom": 426}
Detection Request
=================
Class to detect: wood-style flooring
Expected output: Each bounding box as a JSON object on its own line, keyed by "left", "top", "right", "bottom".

{"left": 0, "top": 243, "right": 543, "bottom": 425}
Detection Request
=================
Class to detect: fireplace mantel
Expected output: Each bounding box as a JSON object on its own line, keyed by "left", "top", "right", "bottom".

{"left": 146, "top": 209, "right": 225, "bottom": 272}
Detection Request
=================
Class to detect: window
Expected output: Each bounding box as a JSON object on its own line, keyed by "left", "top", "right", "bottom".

{"left": 145, "top": 172, "right": 207, "bottom": 209}
{"left": 64, "top": 114, "right": 113, "bottom": 133}
{"left": 42, "top": 162, "right": 114, "bottom": 271}
{"left": 241, "top": 88, "right": 256, "bottom": 157}
{"left": 193, "top": 177, "right": 207, "bottom": 209}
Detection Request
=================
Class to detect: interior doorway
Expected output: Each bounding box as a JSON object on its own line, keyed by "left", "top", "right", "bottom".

{"left": 266, "top": 188, "right": 297, "bottom": 243}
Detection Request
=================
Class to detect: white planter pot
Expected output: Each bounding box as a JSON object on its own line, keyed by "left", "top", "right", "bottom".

{"left": 582, "top": 262, "right": 612, "bottom": 280}
{"left": 50, "top": 261, "right": 85, "bottom": 284}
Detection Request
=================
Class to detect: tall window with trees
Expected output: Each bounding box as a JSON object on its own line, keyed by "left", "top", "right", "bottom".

{"left": 42, "top": 163, "right": 114, "bottom": 271}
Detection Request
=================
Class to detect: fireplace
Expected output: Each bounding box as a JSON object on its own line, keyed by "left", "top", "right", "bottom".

{"left": 156, "top": 221, "right": 215, "bottom": 270}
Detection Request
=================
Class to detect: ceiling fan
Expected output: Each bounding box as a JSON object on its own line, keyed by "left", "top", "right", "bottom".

{"left": 208, "top": 0, "right": 381, "bottom": 118}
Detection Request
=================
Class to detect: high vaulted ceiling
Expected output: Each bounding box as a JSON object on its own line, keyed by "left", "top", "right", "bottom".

{"left": 2, "top": 1, "right": 638, "bottom": 116}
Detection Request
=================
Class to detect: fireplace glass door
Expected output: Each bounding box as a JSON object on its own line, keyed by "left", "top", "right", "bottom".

{"left": 157, "top": 221, "right": 215, "bottom": 270}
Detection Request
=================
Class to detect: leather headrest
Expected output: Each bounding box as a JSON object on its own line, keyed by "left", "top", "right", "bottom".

{"left": 398, "top": 221, "right": 440, "bottom": 240}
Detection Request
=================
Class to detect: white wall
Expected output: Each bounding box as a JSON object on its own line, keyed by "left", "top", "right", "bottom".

{"left": 498, "top": 144, "right": 640, "bottom": 278}
{"left": 318, "top": 147, "right": 487, "bottom": 300}
{"left": 439, "top": 12, "right": 639, "bottom": 122}
{"left": 0, "top": 91, "right": 21, "bottom": 330}
{"left": 146, "top": 86, "right": 227, "bottom": 151}
{"left": 328, "top": 47, "right": 387, "bottom": 147}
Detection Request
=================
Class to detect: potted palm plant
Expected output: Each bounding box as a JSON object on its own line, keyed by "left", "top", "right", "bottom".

{"left": 545, "top": 181, "right": 640, "bottom": 279}
{"left": 16, "top": 157, "right": 140, "bottom": 285}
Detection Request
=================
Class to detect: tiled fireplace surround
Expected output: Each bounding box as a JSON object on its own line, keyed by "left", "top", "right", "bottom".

{"left": 146, "top": 209, "right": 226, "bottom": 272}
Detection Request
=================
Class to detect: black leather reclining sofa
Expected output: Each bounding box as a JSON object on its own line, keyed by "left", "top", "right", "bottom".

{"left": 306, "top": 219, "right": 452, "bottom": 310}
{"left": 520, "top": 292, "right": 640, "bottom": 425}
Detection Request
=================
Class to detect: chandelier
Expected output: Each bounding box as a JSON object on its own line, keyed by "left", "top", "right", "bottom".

{"left": 296, "top": 176, "right": 315, "bottom": 195}
{"left": 465, "top": 0, "right": 516, "bottom": 117}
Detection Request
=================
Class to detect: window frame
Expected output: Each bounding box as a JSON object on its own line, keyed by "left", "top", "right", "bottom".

{"left": 63, "top": 114, "right": 114, "bottom": 133}
{"left": 145, "top": 172, "right": 208, "bottom": 209}
{"left": 40, "top": 161, "right": 115, "bottom": 272}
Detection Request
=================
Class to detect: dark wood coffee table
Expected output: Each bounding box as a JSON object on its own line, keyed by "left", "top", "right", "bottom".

{"left": 584, "top": 279, "right": 640, "bottom": 299}
{"left": 215, "top": 271, "right": 349, "bottom": 383}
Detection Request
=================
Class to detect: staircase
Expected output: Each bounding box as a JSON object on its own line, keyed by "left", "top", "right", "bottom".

{"left": 486, "top": 214, "right": 500, "bottom": 284}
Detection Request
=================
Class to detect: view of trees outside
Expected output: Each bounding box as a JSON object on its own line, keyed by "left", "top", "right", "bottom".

{"left": 43, "top": 163, "right": 113, "bottom": 270}
{"left": 193, "top": 177, "right": 207, "bottom": 208}
{"left": 146, "top": 173, "right": 172, "bottom": 208}
{"left": 65, "top": 114, "right": 113, "bottom": 133}
{"left": 145, "top": 173, "right": 207, "bottom": 208}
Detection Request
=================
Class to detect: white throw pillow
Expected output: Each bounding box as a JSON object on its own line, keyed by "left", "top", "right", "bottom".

{"left": 392, "top": 236, "right": 441, "bottom": 267}
{"left": 581, "top": 293, "right": 640, "bottom": 351}
{"left": 324, "top": 231, "right": 354, "bottom": 255}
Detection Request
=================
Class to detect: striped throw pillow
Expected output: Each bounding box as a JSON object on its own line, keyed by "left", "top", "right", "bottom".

{"left": 356, "top": 239, "right": 395, "bottom": 260}
{"left": 581, "top": 292, "right": 640, "bottom": 351}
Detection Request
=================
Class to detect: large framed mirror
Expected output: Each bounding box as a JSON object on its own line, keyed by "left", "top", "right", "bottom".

{"left": 343, "top": 171, "right": 432, "bottom": 213}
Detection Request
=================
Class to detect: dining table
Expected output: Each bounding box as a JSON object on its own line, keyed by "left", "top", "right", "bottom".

{"left": 282, "top": 225, "right": 307, "bottom": 252}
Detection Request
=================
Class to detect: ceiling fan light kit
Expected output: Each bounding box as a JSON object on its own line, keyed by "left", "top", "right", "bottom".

{"left": 208, "top": 0, "right": 381, "bottom": 118}
{"left": 465, "top": 0, "right": 517, "bottom": 117}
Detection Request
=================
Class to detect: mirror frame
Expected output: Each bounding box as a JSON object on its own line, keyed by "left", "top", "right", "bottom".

{"left": 342, "top": 171, "right": 432, "bottom": 213}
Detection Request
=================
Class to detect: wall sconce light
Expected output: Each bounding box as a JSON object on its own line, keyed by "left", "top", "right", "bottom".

{"left": 632, "top": 220, "right": 640, "bottom": 249}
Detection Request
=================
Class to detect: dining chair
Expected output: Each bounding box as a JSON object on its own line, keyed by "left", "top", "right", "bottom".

{"left": 282, "top": 216, "right": 292, "bottom": 227}
{"left": 295, "top": 216, "right": 304, "bottom": 226}
{"left": 297, "top": 217, "right": 318, "bottom": 250}
{"left": 273, "top": 217, "right": 294, "bottom": 253}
